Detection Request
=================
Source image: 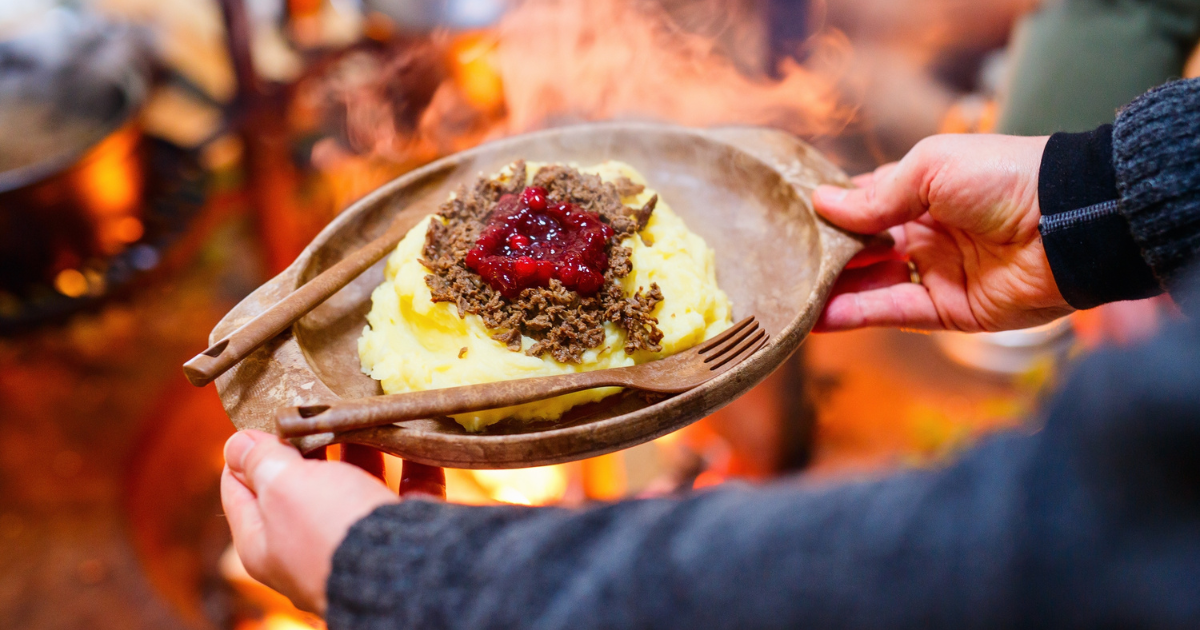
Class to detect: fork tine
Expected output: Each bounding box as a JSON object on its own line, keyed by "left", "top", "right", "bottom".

{"left": 709, "top": 332, "right": 768, "bottom": 372}
{"left": 699, "top": 316, "right": 756, "bottom": 354}
{"left": 709, "top": 331, "right": 768, "bottom": 371}
{"left": 703, "top": 321, "right": 761, "bottom": 364}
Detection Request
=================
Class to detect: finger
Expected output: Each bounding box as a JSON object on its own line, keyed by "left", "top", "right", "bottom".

{"left": 224, "top": 430, "right": 270, "bottom": 488}
{"left": 829, "top": 260, "right": 913, "bottom": 296}
{"left": 843, "top": 241, "right": 908, "bottom": 270}
{"left": 225, "top": 429, "right": 266, "bottom": 471}
{"left": 221, "top": 465, "right": 266, "bottom": 568}
{"left": 815, "top": 283, "right": 944, "bottom": 332}
{"left": 399, "top": 461, "right": 447, "bottom": 499}
{"left": 225, "top": 430, "right": 304, "bottom": 495}
{"left": 849, "top": 162, "right": 895, "bottom": 190}
{"left": 813, "top": 156, "right": 931, "bottom": 234}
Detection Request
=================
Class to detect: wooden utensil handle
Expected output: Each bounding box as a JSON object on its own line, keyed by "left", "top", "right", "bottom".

{"left": 276, "top": 370, "right": 629, "bottom": 437}
{"left": 183, "top": 226, "right": 403, "bottom": 387}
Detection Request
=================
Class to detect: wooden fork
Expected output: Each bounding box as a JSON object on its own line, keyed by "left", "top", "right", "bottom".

{"left": 275, "top": 316, "right": 768, "bottom": 438}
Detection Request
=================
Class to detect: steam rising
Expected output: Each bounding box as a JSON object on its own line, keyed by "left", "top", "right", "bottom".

{"left": 309, "top": 0, "right": 853, "bottom": 210}
{"left": 493, "top": 0, "right": 851, "bottom": 136}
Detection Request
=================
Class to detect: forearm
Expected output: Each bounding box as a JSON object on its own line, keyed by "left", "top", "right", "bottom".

{"left": 326, "top": 439, "right": 1042, "bottom": 629}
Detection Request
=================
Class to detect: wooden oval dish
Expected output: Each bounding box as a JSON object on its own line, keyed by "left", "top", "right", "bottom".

{"left": 210, "top": 123, "right": 867, "bottom": 468}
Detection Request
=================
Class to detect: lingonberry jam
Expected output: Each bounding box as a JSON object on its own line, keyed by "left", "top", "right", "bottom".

{"left": 465, "top": 186, "right": 614, "bottom": 298}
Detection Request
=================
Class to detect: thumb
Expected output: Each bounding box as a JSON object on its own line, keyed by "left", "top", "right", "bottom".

{"left": 224, "top": 430, "right": 304, "bottom": 496}
{"left": 813, "top": 158, "right": 931, "bottom": 234}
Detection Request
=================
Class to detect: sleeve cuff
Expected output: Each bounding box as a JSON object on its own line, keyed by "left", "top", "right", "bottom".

{"left": 1038, "top": 125, "right": 1161, "bottom": 309}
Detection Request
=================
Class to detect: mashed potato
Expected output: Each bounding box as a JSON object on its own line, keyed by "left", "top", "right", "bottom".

{"left": 358, "top": 161, "right": 731, "bottom": 432}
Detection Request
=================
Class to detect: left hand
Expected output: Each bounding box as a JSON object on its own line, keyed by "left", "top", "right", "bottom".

{"left": 221, "top": 430, "right": 399, "bottom": 615}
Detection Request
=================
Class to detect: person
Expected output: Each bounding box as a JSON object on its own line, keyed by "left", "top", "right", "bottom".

{"left": 221, "top": 78, "right": 1200, "bottom": 628}
{"left": 998, "top": 0, "right": 1200, "bottom": 136}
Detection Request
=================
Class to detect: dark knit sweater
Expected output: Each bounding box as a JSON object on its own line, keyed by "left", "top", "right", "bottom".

{"left": 327, "top": 79, "right": 1200, "bottom": 629}
{"left": 1114, "top": 79, "right": 1200, "bottom": 298}
{"left": 1039, "top": 78, "right": 1200, "bottom": 309}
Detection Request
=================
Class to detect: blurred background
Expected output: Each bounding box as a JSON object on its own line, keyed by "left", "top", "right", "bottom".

{"left": 1, "top": 0, "right": 1195, "bottom": 627}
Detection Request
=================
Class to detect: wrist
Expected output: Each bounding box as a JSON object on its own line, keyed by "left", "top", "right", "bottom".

{"left": 1037, "top": 125, "right": 1161, "bottom": 309}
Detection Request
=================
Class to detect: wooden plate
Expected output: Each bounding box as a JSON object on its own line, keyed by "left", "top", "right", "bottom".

{"left": 210, "top": 123, "right": 866, "bottom": 468}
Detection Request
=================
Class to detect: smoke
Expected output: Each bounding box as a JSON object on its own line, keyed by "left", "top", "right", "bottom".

{"left": 310, "top": 0, "right": 855, "bottom": 210}
{"left": 491, "top": 0, "right": 853, "bottom": 137}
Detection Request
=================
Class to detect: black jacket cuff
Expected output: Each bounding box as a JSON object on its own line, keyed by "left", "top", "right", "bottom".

{"left": 1038, "top": 125, "right": 1161, "bottom": 309}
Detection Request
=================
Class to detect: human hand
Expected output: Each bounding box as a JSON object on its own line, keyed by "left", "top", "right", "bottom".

{"left": 812, "top": 134, "right": 1073, "bottom": 332}
{"left": 221, "top": 430, "right": 399, "bottom": 615}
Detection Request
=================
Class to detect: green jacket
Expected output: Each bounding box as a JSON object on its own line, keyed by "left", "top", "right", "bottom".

{"left": 998, "top": 0, "right": 1200, "bottom": 135}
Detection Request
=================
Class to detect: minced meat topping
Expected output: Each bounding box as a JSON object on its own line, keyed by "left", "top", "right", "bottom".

{"left": 421, "top": 161, "right": 664, "bottom": 364}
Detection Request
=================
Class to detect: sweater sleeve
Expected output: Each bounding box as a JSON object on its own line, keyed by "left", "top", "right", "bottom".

{"left": 326, "top": 318, "right": 1200, "bottom": 629}
{"left": 1037, "top": 77, "right": 1200, "bottom": 311}
{"left": 1038, "top": 125, "right": 1162, "bottom": 308}
{"left": 1113, "top": 78, "right": 1200, "bottom": 302}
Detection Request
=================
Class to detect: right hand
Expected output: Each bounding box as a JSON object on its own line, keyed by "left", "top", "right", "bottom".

{"left": 812, "top": 134, "right": 1074, "bottom": 333}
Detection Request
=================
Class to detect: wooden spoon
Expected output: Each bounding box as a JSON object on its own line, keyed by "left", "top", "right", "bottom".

{"left": 182, "top": 218, "right": 410, "bottom": 387}
{"left": 276, "top": 317, "right": 766, "bottom": 438}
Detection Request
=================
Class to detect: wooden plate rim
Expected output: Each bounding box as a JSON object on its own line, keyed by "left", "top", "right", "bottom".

{"left": 212, "top": 122, "right": 865, "bottom": 468}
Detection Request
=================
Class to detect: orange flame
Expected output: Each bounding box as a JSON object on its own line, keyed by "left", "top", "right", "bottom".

{"left": 470, "top": 465, "right": 570, "bottom": 505}
{"left": 450, "top": 31, "right": 505, "bottom": 114}
{"left": 72, "top": 122, "right": 145, "bottom": 255}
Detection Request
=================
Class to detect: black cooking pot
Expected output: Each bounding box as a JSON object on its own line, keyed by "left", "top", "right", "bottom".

{"left": 0, "top": 11, "right": 150, "bottom": 299}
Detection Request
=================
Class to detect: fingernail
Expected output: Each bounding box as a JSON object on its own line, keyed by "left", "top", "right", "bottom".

{"left": 224, "top": 432, "right": 254, "bottom": 471}
{"left": 814, "top": 185, "right": 848, "bottom": 204}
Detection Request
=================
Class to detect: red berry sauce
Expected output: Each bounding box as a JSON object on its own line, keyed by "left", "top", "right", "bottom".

{"left": 465, "top": 186, "right": 614, "bottom": 298}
